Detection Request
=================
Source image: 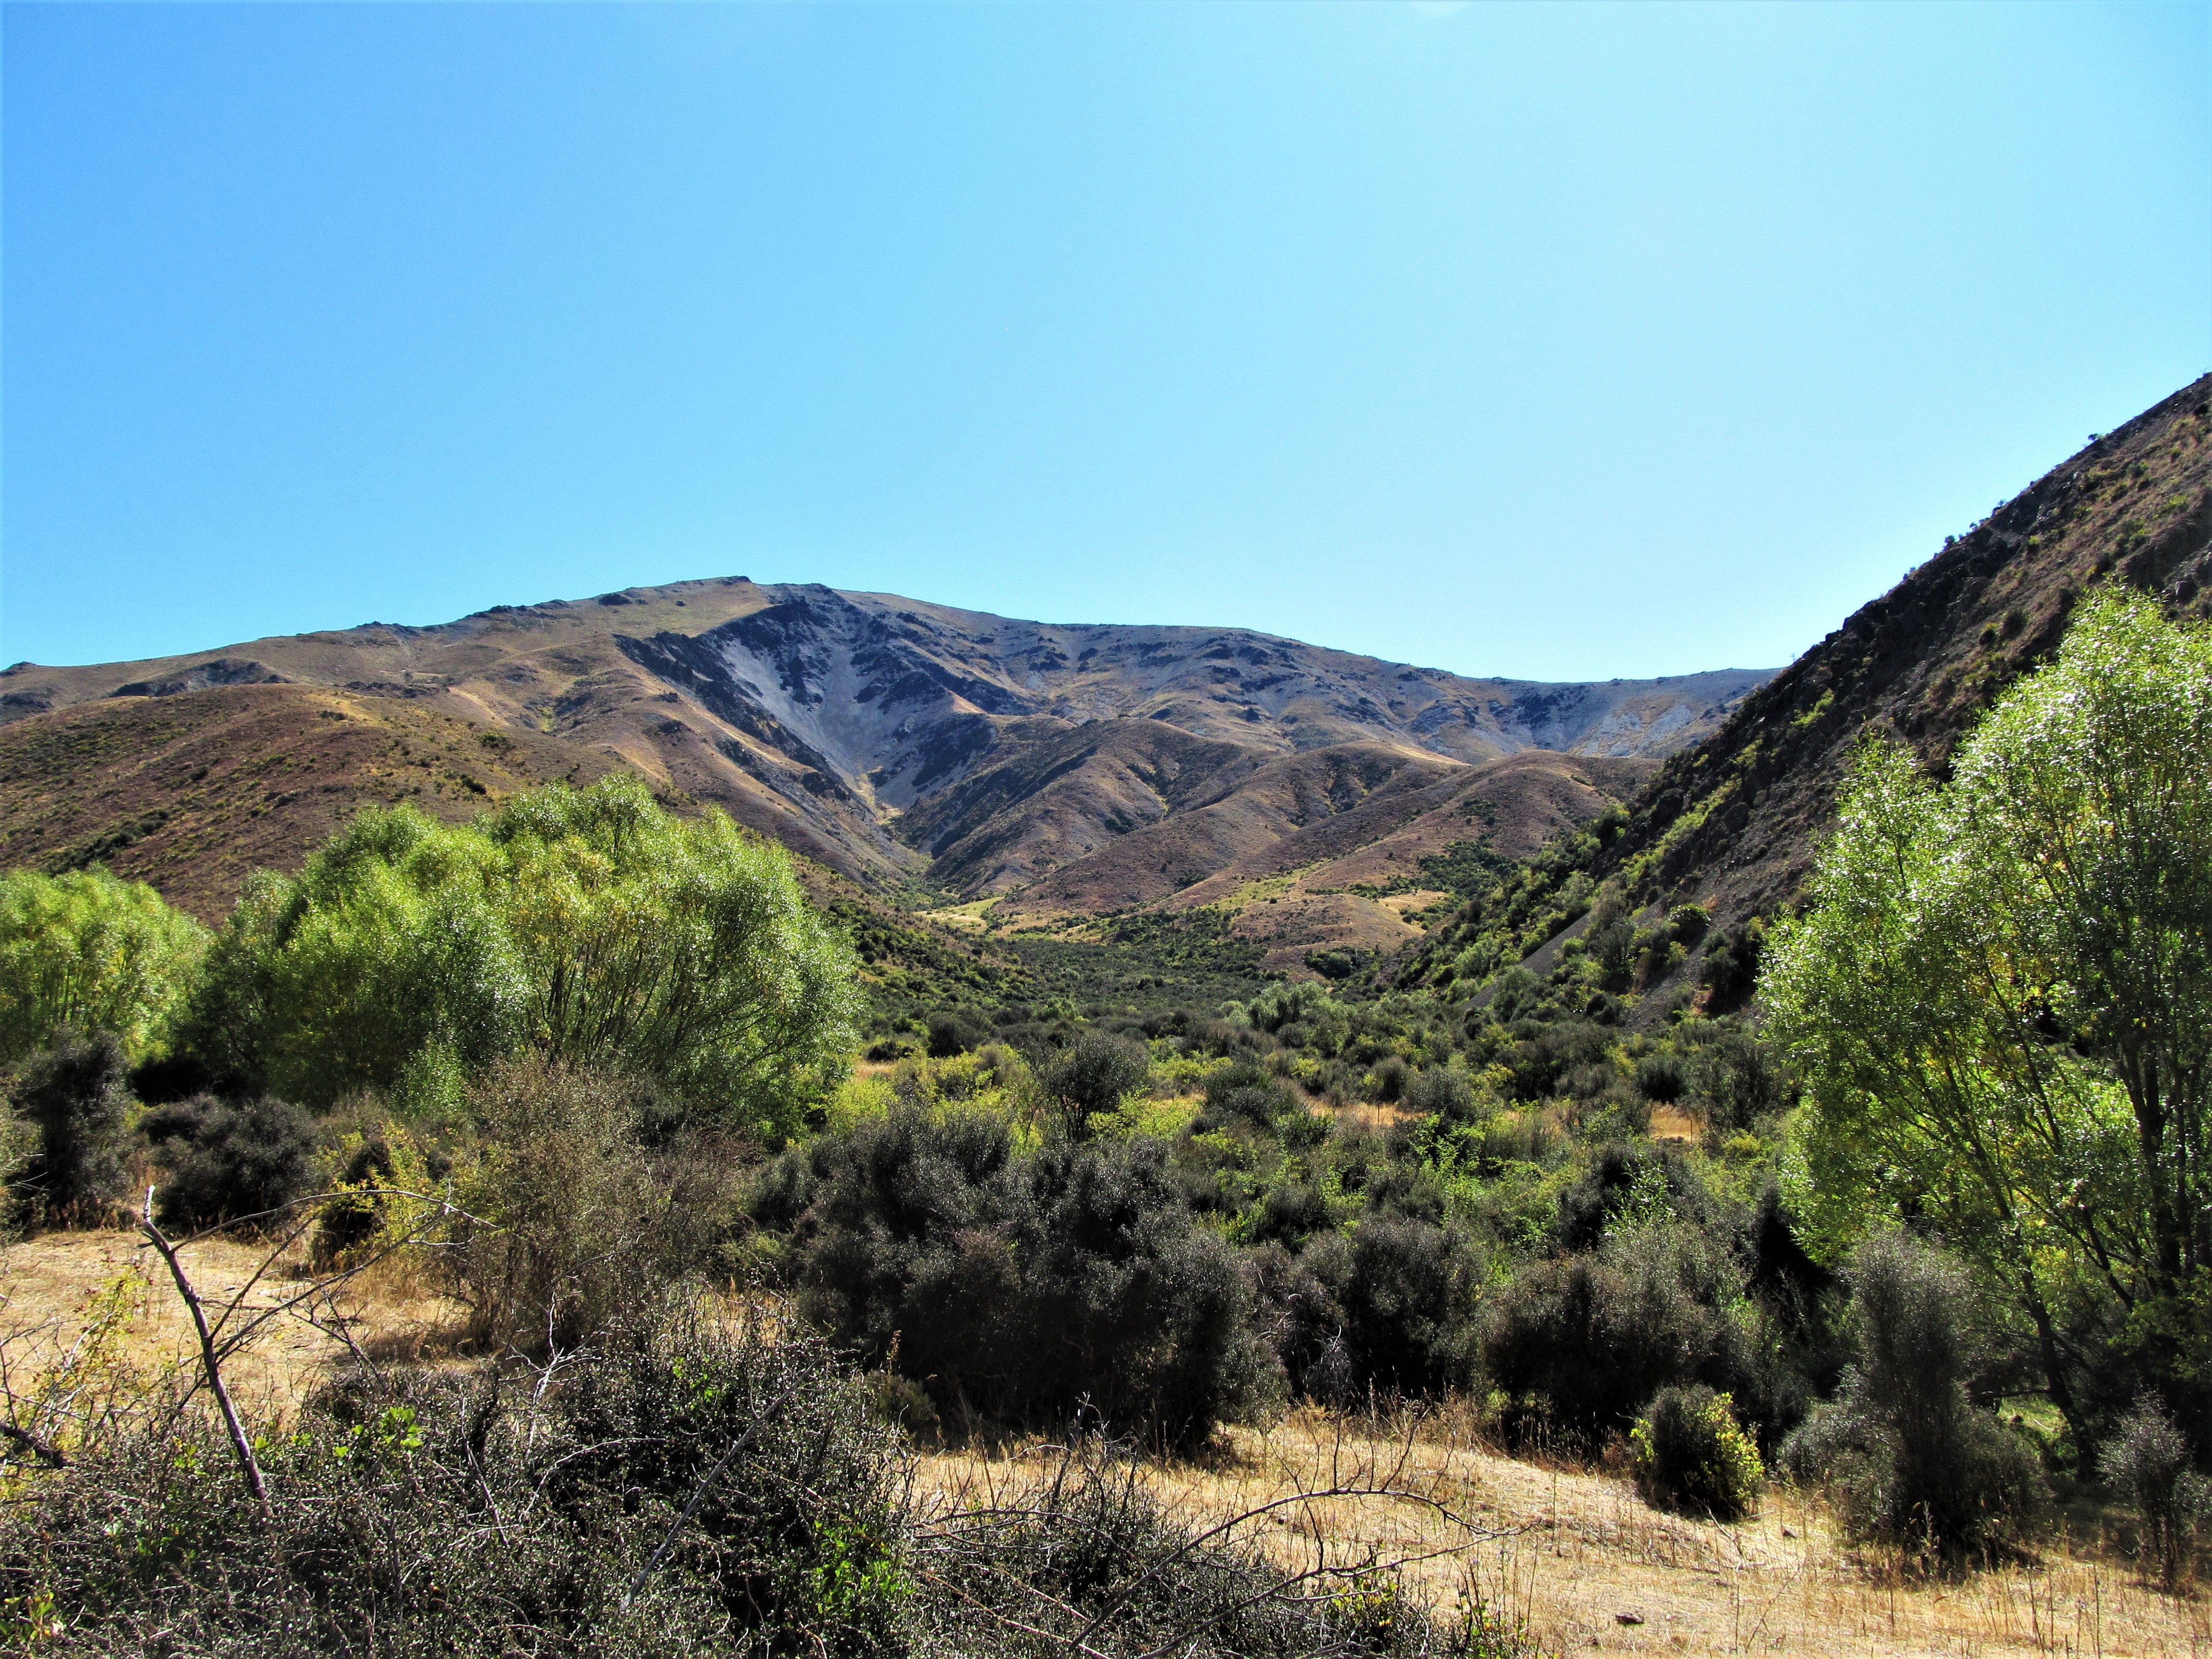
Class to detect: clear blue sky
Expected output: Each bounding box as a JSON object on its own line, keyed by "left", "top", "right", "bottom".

{"left": 4, "top": 2, "right": 2206, "bottom": 680}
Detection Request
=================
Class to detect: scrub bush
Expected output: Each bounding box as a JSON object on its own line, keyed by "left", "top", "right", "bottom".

{"left": 789, "top": 1107, "right": 1277, "bottom": 1450}
{"left": 1040, "top": 1030, "right": 1150, "bottom": 1136}
{"left": 1631, "top": 1385, "right": 1763, "bottom": 1520}
{"left": 1781, "top": 1231, "right": 2046, "bottom": 1559}
{"left": 142, "top": 1093, "right": 319, "bottom": 1234}
{"left": 2100, "top": 1397, "right": 2209, "bottom": 1588}
{"left": 1481, "top": 1221, "right": 1757, "bottom": 1450}
{"left": 8, "top": 1028, "right": 134, "bottom": 1229}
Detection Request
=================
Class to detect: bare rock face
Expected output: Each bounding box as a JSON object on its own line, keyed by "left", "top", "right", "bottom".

{"left": 0, "top": 581, "right": 1772, "bottom": 919}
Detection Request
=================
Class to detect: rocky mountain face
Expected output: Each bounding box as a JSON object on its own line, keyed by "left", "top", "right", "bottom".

{"left": 0, "top": 586, "right": 1770, "bottom": 934}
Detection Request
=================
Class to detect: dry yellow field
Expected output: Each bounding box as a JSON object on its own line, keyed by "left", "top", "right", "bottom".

{"left": 5, "top": 1228, "right": 2205, "bottom": 1656}
{"left": 916, "top": 1413, "right": 2206, "bottom": 1656}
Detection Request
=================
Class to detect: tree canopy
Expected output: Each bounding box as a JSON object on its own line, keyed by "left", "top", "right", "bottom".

{"left": 0, "top": 866, "right": 208, "bottom": 1064}
{"left": 1763, "top": 590, "right": 2212, "bottom": 1447}
{"left": 176, "top": 776, "right": 859, "bottom": 1140}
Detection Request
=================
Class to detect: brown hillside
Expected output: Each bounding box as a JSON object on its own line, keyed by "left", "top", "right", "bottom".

{"left": 0, "top": 684, "right": 625, "bottom": 922}
{"left": 984, "top": 741, "right": 1464, "bottom": 916}
{"left": 986, "top": 747, "right": 1651, "bottom": 975}
{"left": 1, "top": 581, "right": 1769, "bottom": 913}
{"left": 1403, "top": 373, "right": 2212, "bottom": 1005}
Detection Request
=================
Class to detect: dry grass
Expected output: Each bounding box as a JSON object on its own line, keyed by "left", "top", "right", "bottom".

{"left": 10, "top": 1228, "right": 2205, "bottom": 1655}
{"left": 1648, "top": 1104, "right": 1702, "bottom": 1143}
{"left": 916, "top": 1408, "right": 2210, "bottom": 1657}
{"left": 0, "top": 1227, "right": 466, "bottom": 1424}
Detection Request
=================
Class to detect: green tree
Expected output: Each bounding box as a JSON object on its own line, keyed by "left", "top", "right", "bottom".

{"left": 0, "top": 867, "right": 207, "bottom": 1064}
{"left": 1764, "top": 591, "right": 2212, "bottom": 1450}
{"left": 177, "top": 776, "right": 859, "bottom": 1141}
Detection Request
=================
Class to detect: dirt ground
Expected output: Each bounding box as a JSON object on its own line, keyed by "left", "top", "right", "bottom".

{"left": 6, "top": 1229, "right": 2205, "bottom": 1656}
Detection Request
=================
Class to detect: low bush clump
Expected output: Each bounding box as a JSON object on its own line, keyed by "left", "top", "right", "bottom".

{"left": 1782, "top": 1230, "right": 2045, "bottom": 1560}
{"left": 782, "top": 1105, "right": 1279, "bottom": 1450}
{"left": 1481, "top": 1220, "right": 1758, "bottom": 1450}
{"left": 141, "top": 1092, "right": 320, "bottom": 1234}
{"left": 1631, "top": 1385, "right": 1763, "bottom": 1520}
{"left": 1280, "top": 1217, "right": 1486, "bottom": 1400}
{"left": 448, "top": 1057, "right": 746, "bottom": 1353}
{"left": 1196, "top": 1059, "right": 1302, "bottom": 1133}
{"left": 1040, "top": 1029, "right": 1150, "bottom": 1136}
{"left": 2100, "top": 1397, "right": 2209, "bottom": 1588}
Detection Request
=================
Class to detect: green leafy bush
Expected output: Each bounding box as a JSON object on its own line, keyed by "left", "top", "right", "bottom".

{"left": 1197, "top": 1059, "right": 1300, "bottom": 1132}
{"left": 1040, "top": 1029, "right": 1150, "bottom": 1136}
{"left": 1631, "top": 1385, "right": 1763, "bottom": 1520}
{"left": 173, "top": 776, "right": 857, "bottom": 1140}
{"left": 0, "top": 867, "right": 206, "bottom": 1064}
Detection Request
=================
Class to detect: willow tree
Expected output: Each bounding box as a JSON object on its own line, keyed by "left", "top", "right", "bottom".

{"left": 1764, "top": 590, "right": 2212, "bottom": 1449}
{"left": 0, "top": 866, "right": 208, "bottom": 1064}
{"left": 178, "top": 776, "right": 859, "bottom": 1142}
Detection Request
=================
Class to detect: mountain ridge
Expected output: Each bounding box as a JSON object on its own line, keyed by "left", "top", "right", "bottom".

{"left": 0, "top": 585, "right": 1771, "bottom": 937}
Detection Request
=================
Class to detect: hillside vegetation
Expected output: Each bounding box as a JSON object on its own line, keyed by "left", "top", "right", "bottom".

{"left": 6, "top": 377, "right": 2212, "bottom": 1653}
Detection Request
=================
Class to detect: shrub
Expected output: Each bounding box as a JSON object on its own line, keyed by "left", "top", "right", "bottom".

{"left": 1698, "top": 920, "right": 1763, "bottom": 1010}
{"left": 1552, "top": 1142, "right": 1707, "bottom": 1254}
{"left": 8, "top": 1028, "right": 134, "bottom": 1229}
{"left": 1198, "top": 1060, "right": 1299, "bottom": 1132}
{"left": 2100, "top": 1397, "right": 2209, "bottom": 1588}
{"left": 791, "top": 1108, "right": 1278, "bottom": 1450}
{"left": 1249, "top": 1176, "right": 1335, "bottom": 1248}
{"left": 1282, "top": 1218, "right": 1485, "bottom": 1400}
{"left": 1781, "top": 1230, "right": 2046, "bottom": 1559}
{"left": 449, "top": 1058, "right": 744, "bottom": 1353}
{"left": 142, "top": 1093, "right": 319, "bottom": 1234}
{"left": 927, "top": 1009, "right": 990, "bottom": 1057}
{"left": 0, "top": 867, "right": 207, "bottom": 1065}
{"left": 0, "top": 1292, "right": 915, "bottom": 1655}
{"left": 1635, "top": 1051, "right": 1687, "bottom": 1104}
{"left": 1041, "top": 1030, "right": 1150, "bottom": 1136}
{"left": 1369, "top": 1055, "right": 1411, "bottom": 1103}
{"left": 1688, "top": 1025, "right": 1790, "bottom": 1138}
{"left": 1481, "top": 1220, "right": 1757, "bottom": 1450}
{"left": 1631, "top": 1386, "right": 1763, "bottom": 1520}
{"left": 1404, "top": 1065, "right": 1479, "bottom": 1122}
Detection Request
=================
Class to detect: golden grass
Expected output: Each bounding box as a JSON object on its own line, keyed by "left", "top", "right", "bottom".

{"left": 10, "top": 1229, "right": 2205, "bottom": 1655}
{"left": 0, "top": 1228, "right": 466, "bottom": 1424}
{"left": 914, "top": 1408, "right": 2210, "bottom": 1657}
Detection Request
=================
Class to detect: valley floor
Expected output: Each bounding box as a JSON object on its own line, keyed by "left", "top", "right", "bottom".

{"left": 923, "top": 1413, "right": 2207, "bottom": 1657}
{"left": 6, "top": 1228, "right": 2204, "bottom": 1657}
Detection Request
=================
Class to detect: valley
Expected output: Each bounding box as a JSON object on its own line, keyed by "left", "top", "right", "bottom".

{"left": 0, "top": 582, "right": 1771, "bottom": 982}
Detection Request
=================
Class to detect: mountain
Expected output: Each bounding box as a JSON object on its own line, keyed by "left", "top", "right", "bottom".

{"left": 0, "top": 587, "right": 1770, "bottom": 967}
{"left": 1398, "top": 373, "right": 2212, "bottom": 1010}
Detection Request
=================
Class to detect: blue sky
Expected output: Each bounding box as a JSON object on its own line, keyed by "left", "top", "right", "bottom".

{"left": 4, "top": 2, "right": 2206, "bottom": 681}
